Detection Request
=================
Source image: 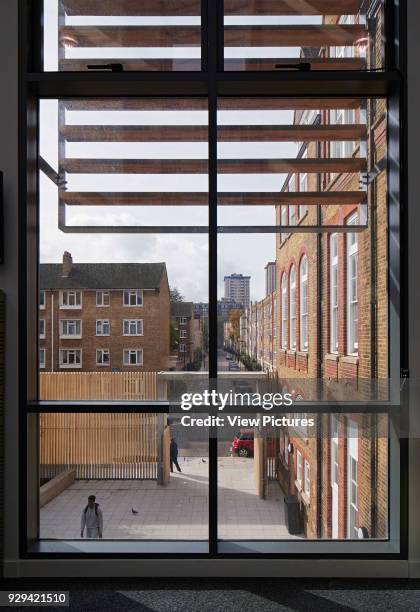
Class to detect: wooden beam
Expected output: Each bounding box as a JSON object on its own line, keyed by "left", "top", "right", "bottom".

{"left": 60, "top": 158, "right": 366, "bottom": 173}
{"left": 59, "top": 58, "right": 201, "bottom": 71}
{"left": 61, "top": 0, "right": 201, "bottom": 16}
{"left": 60, "top": 190, "right": 366, "bottom": 206}
{"left": 224, "top": 57, "right": 366, "bottom": 71}
{"left": 219, "top": 191, "right": 366, "bottom": 205}
{"left": 60, "top": 192, "right": 209, "bottom": 205}
{"left": 59, "top": 25, "right": 201, "bottom": 47}
{"left": 60, "top": 124, "right": 366, "bottom": 142}
{"left": 62, "top": 98, "right": 361, "bottom": 112}
{"left": 224, "top": 25, "right": 367, "bottom": 47}
{"left": 60, "top": 159, "right": 208, "bottom": 173}
{"left": 224, "top": 0, "right": 363, "bottom": 16}
{"left": 62, "top": 98, "right": 207, "bottom": 111}
{"left": 218, "top": 98, "right": 364, "bottom": 110}
{"left": 218, "top": 158, "right": 366, "bottom": 173}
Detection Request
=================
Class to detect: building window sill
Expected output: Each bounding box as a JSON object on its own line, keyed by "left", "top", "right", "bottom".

{"left": 341, "top": 355, "right": 359, "bottom": 365}
{"left": 59, "top": 306, "right": 82, "bottom": 310}
{"left": 301, "top": 491, "right": 310, "bottom": 506}
{"left": 325, "top": 353, "right": 339, "bottom": 362}
{"left": 60, "top": 335, "right": 82, "bottom": 340}
{"left": 59, "top": 364, "right": 82, "bottom": 369}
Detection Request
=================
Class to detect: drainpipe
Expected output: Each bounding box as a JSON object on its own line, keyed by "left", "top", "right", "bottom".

{"left": 51, "top": 292, "right": 54, "bottom": 372}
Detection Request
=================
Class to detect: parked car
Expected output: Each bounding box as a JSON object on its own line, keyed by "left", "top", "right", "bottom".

{"left": 231, "top": 429, "right": 254, "bottom": 457}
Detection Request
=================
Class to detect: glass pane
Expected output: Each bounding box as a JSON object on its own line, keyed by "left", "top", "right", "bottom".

{"left": 217, "top": 412, "right": 389, "bottom": 541}
{"left": 43, "top": 0, "right": 202, "bottom": 71}
{"left": 39, "top": 98, "right": 208, "bottom": 402}
{"left": 217, "top": 97, "right": 379, "bottom": 231}
{"left": 224, "top": 1, "right": 385, "bottom": 71}
{"left": 39, "top": 412, "right": 209, "bottom": 541}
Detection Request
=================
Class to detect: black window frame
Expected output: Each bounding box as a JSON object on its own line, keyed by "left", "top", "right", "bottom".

{"left": 19, "top": 0, "right": 408, "bottom": 560}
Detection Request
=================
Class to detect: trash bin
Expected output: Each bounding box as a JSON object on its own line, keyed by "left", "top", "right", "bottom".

{"left": 284, "top": 495, "right": 302, "bottom": 535}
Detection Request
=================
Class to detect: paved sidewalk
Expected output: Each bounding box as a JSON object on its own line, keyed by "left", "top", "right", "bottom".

{"left": 40, "top": 456, "right": 297, "bottom": 540}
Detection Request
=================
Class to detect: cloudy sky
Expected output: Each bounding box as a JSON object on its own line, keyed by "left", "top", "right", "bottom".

{"left": 40, "top": 3, "right": 322, "bottom": 303}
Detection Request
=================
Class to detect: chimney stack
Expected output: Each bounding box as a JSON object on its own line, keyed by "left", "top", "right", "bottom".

{"left": 62, "top": 251, "right": 73, "bottom": 277}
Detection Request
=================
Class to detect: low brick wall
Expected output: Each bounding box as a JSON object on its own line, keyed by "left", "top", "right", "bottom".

{"left": 40, "top": 469, "right": 76, "bottom": 508}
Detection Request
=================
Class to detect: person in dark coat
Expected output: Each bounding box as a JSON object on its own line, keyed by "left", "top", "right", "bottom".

{"left": 170, "top": 438, "right": 182, "bottom": 473}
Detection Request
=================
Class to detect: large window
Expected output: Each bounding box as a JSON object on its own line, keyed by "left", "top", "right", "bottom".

{"left": 281, "top": 273, "right": 287, "bottom": 350}
{"left": 347, "top": 214, "right": 359, "bottom": 356}
{"left": 289, "top": 265, "right": 296, "bottom": 350}
{"left": 299, "top": 255, "right": 308, "bottom": 352}
{"left": 24, "top": 1, "right": 403, "bottom": 559}
{"left": 330, "top": 234, "right": 339, "bottom": 354}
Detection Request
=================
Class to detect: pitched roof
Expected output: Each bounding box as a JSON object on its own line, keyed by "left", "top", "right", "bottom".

{"left": 170, "top": 301, "right": 194, "bottom": 318}
{"left": 40, "top": 262, "right": 166, "bottom": 290}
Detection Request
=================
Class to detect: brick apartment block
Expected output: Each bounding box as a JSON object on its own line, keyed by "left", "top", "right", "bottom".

{"left": 39, "top": 252, "right": 170, "bottom": 372}
{"left": 170, "top": 301, "right": 194, "bottom": 369}
{"left": 239, "top": 8, "right": 388, "bottom": 540}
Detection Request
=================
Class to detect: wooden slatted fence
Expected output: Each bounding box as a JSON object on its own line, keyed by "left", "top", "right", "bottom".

{"left": 40, "top": 412, "right": 159, "bottom": 480}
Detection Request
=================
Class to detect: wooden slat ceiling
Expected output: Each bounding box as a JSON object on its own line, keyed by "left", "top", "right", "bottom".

{"left": 61, "top": 158, "right": 366, "bottom": 174}
{"left": 59, "top": 24, "right": 365, "bottom": 48}
{"left": 60, "top": 124, "right": 366, "bottom": 142}
{"left": 60, "top": 191, "right": 366, "bottom": 207}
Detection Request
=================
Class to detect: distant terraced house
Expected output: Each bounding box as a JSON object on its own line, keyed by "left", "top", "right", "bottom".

{"left": 39, "top": 252, "right": 170, "bottom": 372}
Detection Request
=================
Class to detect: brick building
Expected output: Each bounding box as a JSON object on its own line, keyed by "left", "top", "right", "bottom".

{"left": 238, "top": 7, "right": 388, "bottom": 540}
{"left": 39, "top": 252, "right": 170, "bottom": 372}
{"left": 170, "top": 301, "right": 194, "bottom": 369}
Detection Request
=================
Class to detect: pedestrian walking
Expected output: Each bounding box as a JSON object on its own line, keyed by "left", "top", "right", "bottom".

{"left": 80, "top": 494, "right": 103, "bottom": 539}
{"left": 170, "top": 438, "right": 182, "bottom": 473}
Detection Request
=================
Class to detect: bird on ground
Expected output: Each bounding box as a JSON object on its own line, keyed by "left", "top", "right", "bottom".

{"left": 131, "top": 508, "right": 139, "bottom": 514}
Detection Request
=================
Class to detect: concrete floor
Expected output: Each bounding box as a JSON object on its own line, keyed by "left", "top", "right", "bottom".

{"left": 40, "top": 456, "right": 297, "bottom": 540}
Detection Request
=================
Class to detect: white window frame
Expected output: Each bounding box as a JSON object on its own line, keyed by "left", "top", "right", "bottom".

{"left": 123, "top": 319, "right": 144, "bottom": 336}
{"left": 281, "top": 273, "right": 287, "bottom": 349}
{"left": 299, "top": 151, "right": 308, "bottom": 219}
{"left": 60, "top": 319, "right": 82, "bottom": 339}
{"left": 304, "top": 459, "right": 310, "bottom": 499}
{"left": 59, "top": 348, "right": 82, "bottom": 369}
{"left": 296, "top": 449, "right": 303, "bottom": 489}
{"left": 179, "top": 316, "right": 188, "bottom": 325}
{"left": 123, "top": 289, "right": 143, "bottom": 307}
{"left": 96, "top": 290, "right": 110, "bottom": 307}
{"left": 330, "top": 233, "right": 339, "bottom": 353}
{"left": 347, "top": 420, "right": 359, "bottom": 539}
{"left": 96, "top": 349, "right": 110, "bottom": 366}
{"left": 60, "top": 290, "right": 82, "bottom": 309}
{"left": 39, "top": 348, "right": 46, "bottom": 369}
{"left": 39, "top": 319, "right": 45, "bottom": 339}
{"left": 180, "top": 329, "right": 187, "bottom": 338}
{"left": 179, "top": 343, "right": 186, "bottom": 353}
{"left": 96, "top": 319, "right": 110, "bottom": 336}
{"left": 346, "top": 214, "right": 359, "bottom": 355}
{"left": 123, "top": 348, "right": 143, "bottom": 366}
{"left": 330, "top": 107, "right": 357, "bottom": 160}
{"left": 299, "top": 255, "right": 308, "bottom": 352}
{"left": 39, "top": 290, "right": 46, "bottom": 309}
{"left": 289, "top": 265, "right": 296, "bottom": 350}
{"left": 331, "top": 414, "right": 340, "bottom": 539}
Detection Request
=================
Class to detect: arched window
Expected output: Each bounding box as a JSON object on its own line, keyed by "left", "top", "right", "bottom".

{"left": 299, "top": 255, "right": 308, "bottom": 351}
{"left": 281, "top": 273, "right": 287, "bottom": 349}
{"left": 330, "top": 234, "right": 339, "bottom": 353}
{"left": 289, "top": 265, "right": 296, "bottom": 350}
{"left": 346, "top": 214, "right": 359, "bottom": 355}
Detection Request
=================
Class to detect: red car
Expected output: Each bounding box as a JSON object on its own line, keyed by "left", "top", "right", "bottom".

{"left": 231, "top": 429, "right": 254, "bottom": 457}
